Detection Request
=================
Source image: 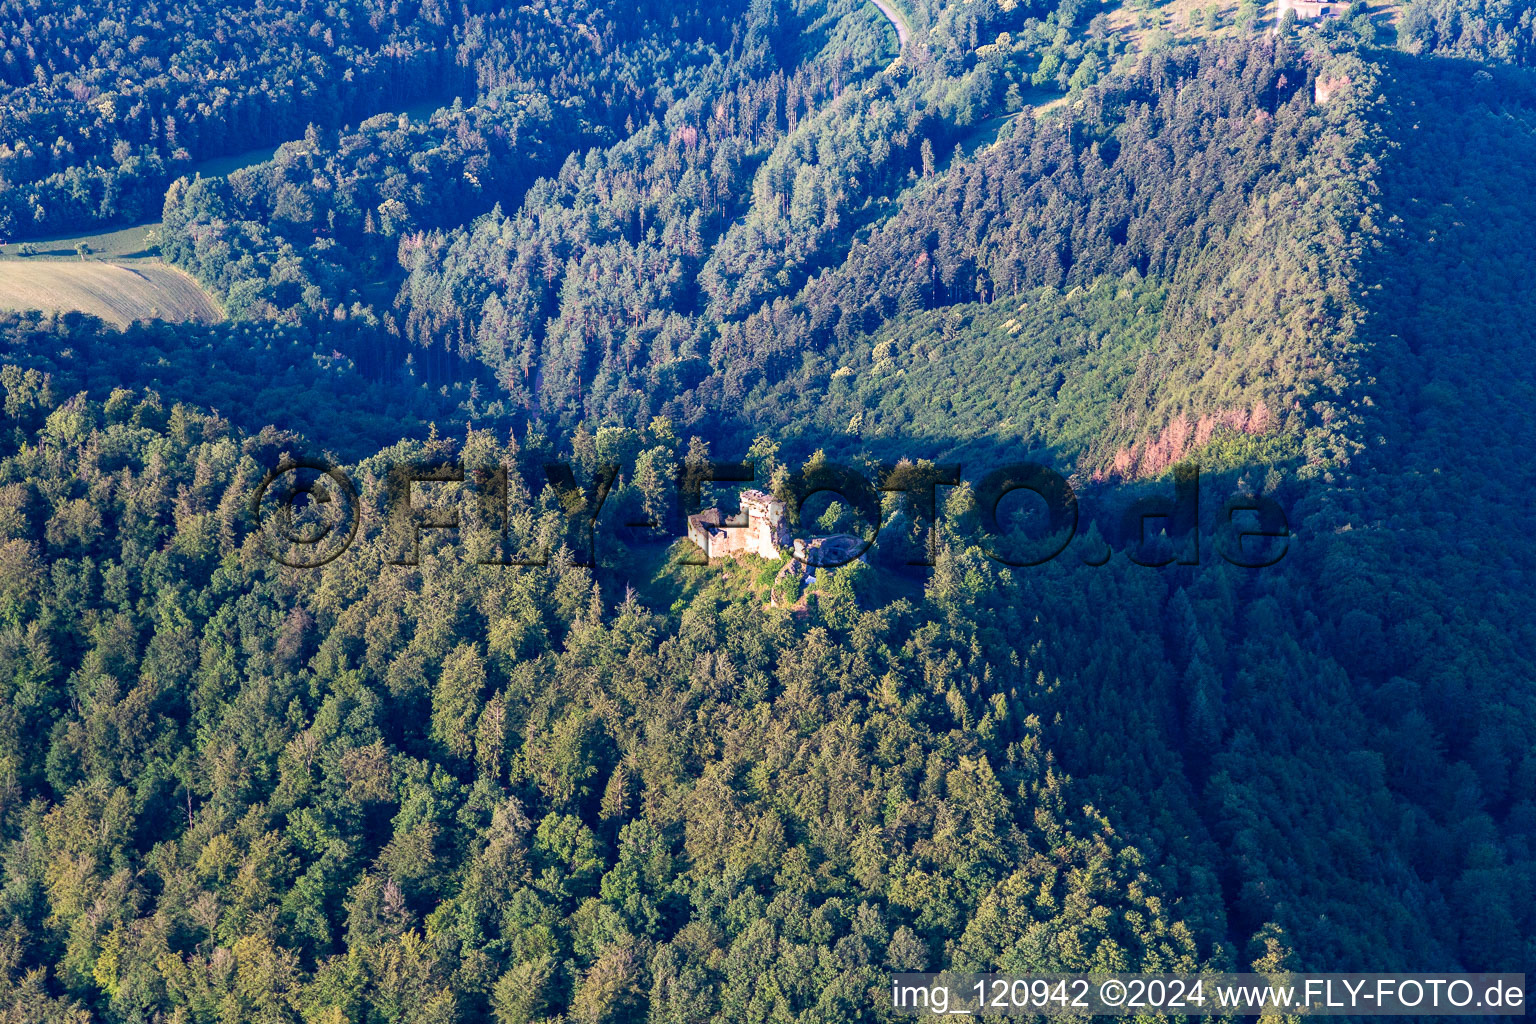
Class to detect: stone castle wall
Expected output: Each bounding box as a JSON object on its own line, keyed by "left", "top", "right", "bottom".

{"left": 687, "top": 489, "right": 790, "bottom": 560}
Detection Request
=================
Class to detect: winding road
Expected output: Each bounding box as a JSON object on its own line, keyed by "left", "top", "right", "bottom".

{"left": 869, "top": 0, "right": 912, "bottom": 52}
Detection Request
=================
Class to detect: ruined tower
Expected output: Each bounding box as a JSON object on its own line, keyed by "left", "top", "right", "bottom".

{"left": 686, "top": 489, "right": 791, "bottom": 560}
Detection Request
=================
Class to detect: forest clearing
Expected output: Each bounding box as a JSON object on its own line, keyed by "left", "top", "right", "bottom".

{"left": 0, "top": 261, "right": 222, "bottom": 327}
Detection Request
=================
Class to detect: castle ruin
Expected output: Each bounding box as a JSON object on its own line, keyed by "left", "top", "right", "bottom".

{"left": 686, "top": 489, "right": 791, "bottom": 561}
{"left": 1277, "top": 0, "right": 1346, "bottom": 22}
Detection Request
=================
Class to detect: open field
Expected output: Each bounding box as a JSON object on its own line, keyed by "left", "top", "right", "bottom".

{"left": 188, "top": 143, "right": 280, "bottom": 178}
{"left": 4, "top": 223, "right": 161, "bottom": 262}
{"left": 0, "top": 262, "right": 222, "bottom": 327}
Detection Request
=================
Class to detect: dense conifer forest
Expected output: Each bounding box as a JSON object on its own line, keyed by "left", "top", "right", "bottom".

{"left": 0, "top": 0, "right": 1531, "bottom": 1019}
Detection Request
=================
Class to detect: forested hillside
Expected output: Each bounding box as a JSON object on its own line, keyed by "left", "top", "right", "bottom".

{"left": 0, "top": 379, "right": 1232, "bottom": 1023}
{"left": 0, "top": 0, "right": 742, "bottom": 238}
{"left": 0, "top": 0, "right": 1532, "bottom": 1019}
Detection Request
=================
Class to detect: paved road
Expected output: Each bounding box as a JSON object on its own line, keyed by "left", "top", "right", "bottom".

{"left": 869, "top": 0, "right": 912, "bottom": 50}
